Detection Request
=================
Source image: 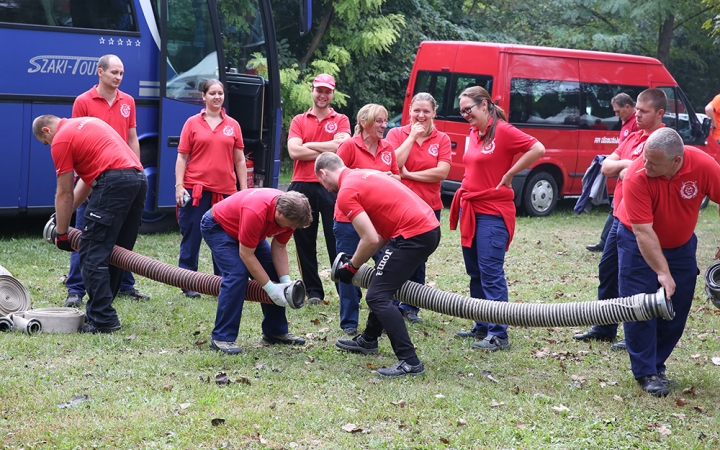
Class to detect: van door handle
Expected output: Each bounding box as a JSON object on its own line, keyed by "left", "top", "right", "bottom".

{"left": 167, "top": 136, "right": 180, "bottom": 147}
{"left": 451, "top": 142, "right": 457, "bottom": 149}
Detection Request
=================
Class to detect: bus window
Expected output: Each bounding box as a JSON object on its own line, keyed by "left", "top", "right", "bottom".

{"left": 510, "top": 79, "right": 580, "bottom": 127}
{"left": 658, "top": 86, "right": 692, "bottom": 141}
{"left": 0, "top": 0, "right": 136, "bottom": 31}
{"left": 165, "top": 0, "right": 220, "bottom": 103}
{"left": 448, "top": 74, "right": 493, "bottom": 121}
{"left": 579, "top": 83, "right": 646, "bottom": 130}
{"left": 412, "top": 71, "right": 450, "bottom": 119}
{"left": 218, "top": 0, "right": 267, "bottom": 78}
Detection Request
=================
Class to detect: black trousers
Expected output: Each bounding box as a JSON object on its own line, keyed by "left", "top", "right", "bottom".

{"left": 80, "top": 169, "right": 147, "bottom": 326}
{"left": 364, "top": 227, "right": 441, "bottom": 362}
{"left": 288, "top": 181, "right": 338, "bottom": 299}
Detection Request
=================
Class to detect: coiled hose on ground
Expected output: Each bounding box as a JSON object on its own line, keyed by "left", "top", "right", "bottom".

{"left": 704, "top": 260, "right": 720, "bottom": 310}
{"left": 42, "top": 220, "right": 305, "bottom": 309}
{"left": 332, "top": 253, "right": 674, "bottom": 327}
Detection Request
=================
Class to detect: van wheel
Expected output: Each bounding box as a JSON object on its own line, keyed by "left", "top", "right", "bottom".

{"left": 701, "top": 196, "right": 709, "bottom": 209}
{"left": 522, "top": 171, "right": 558, "bottom": 217}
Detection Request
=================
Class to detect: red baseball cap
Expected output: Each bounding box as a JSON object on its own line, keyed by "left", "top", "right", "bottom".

{"left": 313, "top": 74, "right": 335, "bottom": 90}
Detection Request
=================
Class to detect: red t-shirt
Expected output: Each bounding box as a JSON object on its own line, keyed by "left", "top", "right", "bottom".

{"left": 385, "top": 125, "right": 452, "bottom": 210}
{"left": 71, "top": 86, "right": 136, "bottom": 142}
{"left": 51, "top": 118, "right": 142, "bottom": 184}
{"left": 212, "top": 188, "right": 294, "bottom": 247}
{"left": 616, "top": 146, "right": 720, "bottom": 248}
{"left": 288, "top": 108, "right": 351, "bottom": 182}
{"left": 336, "top": 168, "right": 439, "bottom": 241}
{"left": 619, "top": 114, "right": 639, "bottom": 144}
{"left": 460, "top": 120, "right": 537, "bottom": 215}
{"left": 178, "top": 109, "right": 244, "bottom": 195}
{"left": 609, "top": 127, "right": 664, "bottom": 213}
{"left": 334, "top": 134, "right": 400, "bottom": 222}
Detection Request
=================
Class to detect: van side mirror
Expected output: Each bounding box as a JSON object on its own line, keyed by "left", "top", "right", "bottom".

{"left": 702, "top": 117, "right": 712, "bottom": 139}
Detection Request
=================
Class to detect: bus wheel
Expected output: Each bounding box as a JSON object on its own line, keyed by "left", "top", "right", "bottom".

{"left": 522, "top": 171, "right": 558, "bottom": 217}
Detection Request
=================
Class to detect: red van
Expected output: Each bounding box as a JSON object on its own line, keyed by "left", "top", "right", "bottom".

{"left": 403, "top": 41, "right": 719, "bottom": 216}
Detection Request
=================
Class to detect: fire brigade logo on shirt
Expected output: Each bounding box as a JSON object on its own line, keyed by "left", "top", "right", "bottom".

{"left": 324, "top": 121, "right": 338, "bottom": 134}
{"left": 120, "top": 103, "right": 131, "bottom": 118}
{"left": 428, "top": 143, "right": 439, "bottom": 157}
{"left": 481, "top": 139, "right": 496, "bottom": 155}
{"left": 223, "top": 126, "right": 234, "bottom": 136}
{"left": 680, "top": 181, "right": 699, "bottom": 200}
{"left": 381, "top": 151, "right": 392, "bottom": 166}
{"left": 632, "top": 142, "right": 645, "bottom": 157}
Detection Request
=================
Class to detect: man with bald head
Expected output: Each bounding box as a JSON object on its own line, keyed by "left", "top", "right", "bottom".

{"left": 615, "top": 127, "right": 720, "bottom": 396}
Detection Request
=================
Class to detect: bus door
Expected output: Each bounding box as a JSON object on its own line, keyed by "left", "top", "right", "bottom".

{"left": 157, "top": 0, "right": 223, "bottom": 209}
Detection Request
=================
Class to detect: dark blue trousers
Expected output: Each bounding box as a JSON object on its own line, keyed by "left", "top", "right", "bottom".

{"left": 589, "top": 216, "right": 620, "bottom": 338}
{"left": 80, "top": 169, "right": 147, "bottom": 326}
{"left": 334, "top": 220, "right": 363, "bottom": 330}
{"left": 201, "top": 212, "right": 288, "bottom": 342}
{"left": 67, "top": 202, "right": 136, "bottom": 296}
{"left": 461, "top": 214, "right": 509, "bottom": 339}
{"left": 617, "top": 224, "right": 698, "bottom": 379}
{"left": 178, "top": 188, "right": 222, "bottom": 276}
{"left": 289, "top": 181, "right": 338, "bottom": 300}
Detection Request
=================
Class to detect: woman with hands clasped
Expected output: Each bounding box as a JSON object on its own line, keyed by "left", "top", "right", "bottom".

{"left": 175, "top": 79, "right": 247, "bottom": 298}
{"left": 385, "top": 93, "right": 451, "bottom": 323}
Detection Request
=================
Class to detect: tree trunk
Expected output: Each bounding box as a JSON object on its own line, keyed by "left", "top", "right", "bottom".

{"left": 300, "top": 4, "right": 335, "bottom": 68}
{"left": 657, "top": 14, "right": 674, "bottom": 66}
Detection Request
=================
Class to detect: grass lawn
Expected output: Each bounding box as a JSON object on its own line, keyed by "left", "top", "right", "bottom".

{"left": 1, "top": 200, "right": 720, "bottom": 449}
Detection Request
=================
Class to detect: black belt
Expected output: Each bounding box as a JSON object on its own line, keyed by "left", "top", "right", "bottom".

{"left": 102, "top": 168, "right": 143, "bottom": 177}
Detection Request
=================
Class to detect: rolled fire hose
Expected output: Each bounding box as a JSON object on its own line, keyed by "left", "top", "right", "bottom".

{"left": 332, "top": 253, "right": 674, "bottom": 327}
{"left": 0, "top": 316, "right": 13, "bottom": 332}
{"left": 0, "top": 265, "right": 31, "bottom": 316}
{"left": 704, "top": 260, "right": 720, "bottom": 310}
{"left": 42, "top": 219, "right": 305, "bottom": 309}
{"left": 23, "top": 308, "right": 85, "bottom": 333}
{"left": 9, "top": 313, "right": 42, "bottom": 334}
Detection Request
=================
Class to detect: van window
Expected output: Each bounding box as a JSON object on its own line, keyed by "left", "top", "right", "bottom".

{"left": 580, "top": 83, "right": 646, "bottom": 130}
{"left": 510, "top": 79, "right": 580, "bottom": 127}
{"left": 448, "top": 74, "right": 493, "bottom": 122}
{"left": 413, "top": 71, "right": 450, "bottom": 119}
{"left": 657, "top": 87, "right": 693, "bottom": 141}
{"left": 0, "top": 0, "right": 137, "bottom": 31}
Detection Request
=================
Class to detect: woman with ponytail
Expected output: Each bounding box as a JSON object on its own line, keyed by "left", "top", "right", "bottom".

{"left": 450, "top": 86, "right": 545, "bottom": 351}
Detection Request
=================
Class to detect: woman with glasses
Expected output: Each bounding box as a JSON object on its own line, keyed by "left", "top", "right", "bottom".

{"left": 451, "top": 86, "right": 545, "bottom": 351}
{"left": 333, "top": 104, "right": 399, "bottom": 336}
{"left": 385, "top": 93, "right": 451, "bottom": 323}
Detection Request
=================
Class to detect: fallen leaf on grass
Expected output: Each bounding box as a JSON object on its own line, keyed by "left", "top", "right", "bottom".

{"left": 490, "top": 401, "right": 505, "bottom": 408}
{"left": 58, "top": 394, "right": 90, "bottom": 409}
{"left": 259, "top": 435, "right": 269, "bottom": 445}
{"left": 215, "top": 372, "right": 229, "bottom": 385}
{"left": 236, "top": 376, "right": 251, "bottom": 386}
{"left": 457, "top": 419, "right": 467, "bottom": 426}
{"left": 163, "top": 385, "right": 173, "bottom": 391}
{"left": 690, "top": 354, "right": 702, "bottom": 359}
{"left": 481, "top": 370, "right": 499, "bottom": 383}
{"left": 676, "top": 398, "right": 686, "bottom": 407}
{"left": 390, "top": 400, "right": 407, "bottom": 408}
{"left": 254, "top": 363, "right": 265, "bottom": 370}
{"left": 341, "top": 423, "right": 363, "bottom": 433}
{"left": 318, "top": 327, "right": 330, "bottom": 333}
{"left": 179, "top": 403, "right": 191, "bottom": 410}
{"left": 318, "top": 312, "right": 327, "bottom": 317}
{"left": 613, "top": 395, "right": 624, "bottom": 402}
{"left": 657, "top": 425, "right": 671, "bottom": 436}
{"left": 310, "top": 318, "right": 320, "bottom": 325}
{"left": 366, "top": 362, "right": 377, "bottom": 370}
{"left": 194, "top": 340, "right": 207, "bottom": 346}
{"left": 697, "top": 333, "right": 708, "bottom": 341}
{"left": 517, "top": 423, "right": 527, "bottom": 429}
{"left": 435, "top": 394, "right": 445, "bottom": 399}
{"left": 694, "top": 406, "right": 706, "bottom": 413}
{"left": 683, "top": 386, "right": 698, "bottom": 396}
{"left": 125, "top": 334, "right": 136, "bottom": 340}
{"left": 552, "top": 404, "right": 569, "bottom": 413}
{"left": 712, "top": 357, "right": 720, "bottom": 366}
{"left": 211, "top": 418, "right": 225, "bottom": 426}
{"left": 672, "top": 413, "right": 686, "bottom": 419}
{"left": 306, "top": 355, "right": 315, "bottom": 362}
{"left": 440, "top": 437, "right": 450, "bottom": 444}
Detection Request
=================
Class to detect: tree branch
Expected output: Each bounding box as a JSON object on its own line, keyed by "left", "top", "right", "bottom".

{"left": 673, "top": 6, "right": 715, "bottom": 30}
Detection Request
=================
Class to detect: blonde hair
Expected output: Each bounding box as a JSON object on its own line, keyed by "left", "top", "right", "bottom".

{"left": 354, "top": 103, "right": 388, "bottom": 136}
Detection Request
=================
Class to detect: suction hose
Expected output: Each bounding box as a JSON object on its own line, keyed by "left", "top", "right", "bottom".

{"left": 704, "top": 261, "right": 720, "bottom": 310}
{"left": 332, "top": 253, "right": 674, "bottom": 327}
{"left": 42, "top": 219, "right": 305, "bottom": 309}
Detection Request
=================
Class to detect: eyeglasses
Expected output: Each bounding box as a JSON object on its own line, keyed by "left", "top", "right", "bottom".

{"left": 460, "top": 103, "right": 479, "bottom": 117}
{"left": 374, "top": 119, "right": 389, "bottom": 125}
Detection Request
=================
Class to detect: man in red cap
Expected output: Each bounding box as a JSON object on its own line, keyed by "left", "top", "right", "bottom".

{"left": 315, "top": 152, "right": 441, "bottom": 377}
{"left": 287, "top": 74, "right": 351, "bottom": 309}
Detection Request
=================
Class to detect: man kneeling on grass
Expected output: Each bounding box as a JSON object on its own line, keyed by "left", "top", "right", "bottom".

{"left": 200, "top": 189, "right": 312, "bottom": 354}
{"left": 315, "top": 152, "right": 441, "bottom": 377}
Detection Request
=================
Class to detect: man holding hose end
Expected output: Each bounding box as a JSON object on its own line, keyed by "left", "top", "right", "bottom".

{"left": 200, "top": 189, "right": 312, "bottom": 354}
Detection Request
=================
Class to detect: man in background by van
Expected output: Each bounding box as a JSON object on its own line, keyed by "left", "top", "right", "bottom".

{"left": 586, "top": 93, "right": 639, "bottom": 252}
{"left": 574, "top": 89, "right": 666, "bottom": 350}
{"left": 63, "top": 54, "right": 149, "bottom": 308}
{"left": 704, "top": 93, "right": 720, "bottom": 143}
{"left": 287, "top": 74, "right": 351, "bottom": 306}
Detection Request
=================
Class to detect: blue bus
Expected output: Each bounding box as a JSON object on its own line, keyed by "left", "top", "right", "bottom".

{"left": 0, "top": 0, "right": 310, "bottom": 233}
